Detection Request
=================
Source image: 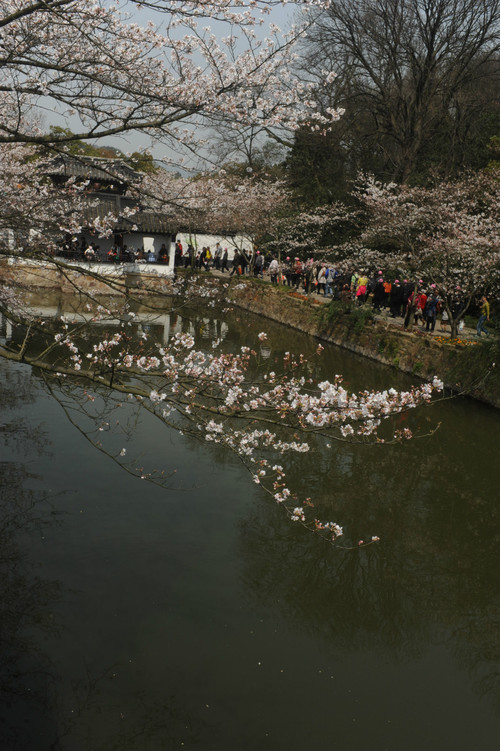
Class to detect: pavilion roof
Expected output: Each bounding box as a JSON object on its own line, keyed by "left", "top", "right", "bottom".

{"left": 43, "top": 155, "right": 140, "bottom": 184}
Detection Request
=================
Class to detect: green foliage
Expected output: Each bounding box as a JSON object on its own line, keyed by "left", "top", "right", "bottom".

{"left": 443, "top": 337, "right": 500, "bottom": 401}
{"left": 40, "top": 128, "right": 157, "bottom": 172}
{"left": 320, "top": 300, "right": 374, "bottom": 334}
{"left": 411, "top": 109, "right": 500, "bottom": 184}
{"left": 46, "top": 127, "right": 120, "bottom": 158}
{"left": 320, "top": 299, "right": 351, "bottom": 326}
{"left": 286, "top": 126, "right": 351, "bottom": 206}
{"left": 349, "top": 305, "right": 375, "bottom": 334}
{"left": 127, "top": 151, "right": 158, "bottom": 174}
{"left": 378, "top": 338, "right": 399, "bottom": 358}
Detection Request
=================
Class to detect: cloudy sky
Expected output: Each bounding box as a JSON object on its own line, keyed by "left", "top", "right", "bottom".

{"left": 90, "top": 2, "right": 300, "bottom": 162}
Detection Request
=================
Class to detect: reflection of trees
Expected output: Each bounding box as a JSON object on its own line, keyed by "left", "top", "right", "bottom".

{"left": 51, "top": 677, "right": 204, "bottom": 751}
{"left": 0, "top": 363, "right": 62, "bottom": 748}
{"left": 0, "top": 360, "right": 203, "bottom": 750}
{"left": 5, "top": 292, "right": 238, "bottom": 364}
{"left": 238, "top": 412, "right": 500, "bottom": 709}
{"left": 3, "top": 296, "right": 500, "bottom": 729}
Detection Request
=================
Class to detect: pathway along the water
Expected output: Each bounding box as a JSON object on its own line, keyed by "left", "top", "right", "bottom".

{"left": 204, "top": 267, "right": 487, "bottom": 342}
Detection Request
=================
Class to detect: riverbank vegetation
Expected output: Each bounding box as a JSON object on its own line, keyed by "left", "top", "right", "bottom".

{"left": 223, "top": 277, "right": 500, "bottom": 406}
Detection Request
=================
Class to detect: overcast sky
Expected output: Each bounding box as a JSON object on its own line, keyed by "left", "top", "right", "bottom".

{"left": 84, "top": 2, "right": 300, "bottom": 163}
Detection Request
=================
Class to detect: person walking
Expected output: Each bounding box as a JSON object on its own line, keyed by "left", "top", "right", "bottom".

{"left": 476, "top": 295, "right": 491, "bottom": 337}
{"left": 372, "top": 277, "right": 385, "bottom": 312}
{"left": 389, "top": 280, "right": 404, "bottom": 317}
{"left": 253, "top": 251, "right": 264, "bottom": 278}
{"left": 214, "top": 242, "right": 222, "bottom": 270}
{"left": 230, "top": 251, "right": 242, "bottom": 276}
{"left": 292, "top": 258, "right": 302, "bottom": 289}
{"left": 199, "top": 246, "right": 210, "bottom": 271}
{"left": 324, "top": 266, "right": 333, "bottom": 297}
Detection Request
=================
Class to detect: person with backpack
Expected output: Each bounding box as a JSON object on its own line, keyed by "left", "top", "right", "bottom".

{"left": 268, "top": 257, "right": 279, "bottom": 284}
{"left": 199, "top": 246, "right": 210, "bottom": 271}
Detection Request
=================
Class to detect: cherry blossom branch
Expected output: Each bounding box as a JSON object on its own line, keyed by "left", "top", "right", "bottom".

{"left": 0, "top": 312, "right": 445, "bottom": 547}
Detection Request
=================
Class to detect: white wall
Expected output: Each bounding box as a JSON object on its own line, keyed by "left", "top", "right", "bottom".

{"left": 176, "top": 232, "right": 253, "bottom": 261}
{"left": 80, "top": 231, "right": 175, "bottom": 270}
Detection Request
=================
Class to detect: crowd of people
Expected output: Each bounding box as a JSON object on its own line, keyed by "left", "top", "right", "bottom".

{"left": 351, "top": 272, "right": 453, "bottom": 332}
{"left": 59, "top": 237, "right": 172, "bottom": 265}
{"left": 57, "top": 237, "right": 492, "bottom": 337}
{"left": 213, "top": 254, "right": 492, "bottom": 338}
{"left": 347, "top": 272, "right": 493, "bottom": 337}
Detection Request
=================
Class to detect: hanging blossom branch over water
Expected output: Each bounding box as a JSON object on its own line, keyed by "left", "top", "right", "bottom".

{"left": 0, "top": 306, "right": 444, "bottom": 546}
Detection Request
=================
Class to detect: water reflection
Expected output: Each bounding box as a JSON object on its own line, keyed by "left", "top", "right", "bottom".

{"left": 1, "top": 297, "right": 230, "bottom": 352}
{"left": 0, "top": 361, "right": 204, "bottom": 750}
{"left": 1, "top": 295, "right": 500, "bottom": 748}
{"left": 0, "top": 362, "right": 62, "bottom": 749}
{"left": 239, "top": 401, "right": 500, "bottom": 711}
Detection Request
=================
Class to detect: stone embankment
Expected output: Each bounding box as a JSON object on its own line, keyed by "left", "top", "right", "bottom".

{"left": 2, "top": 259, "right": 498, "bottom": 407}
{"left": 226, "top": 278, "right": 500, "bottom": 409}
{"left": 0, "top": 257, "right": 174, "bottom": 296}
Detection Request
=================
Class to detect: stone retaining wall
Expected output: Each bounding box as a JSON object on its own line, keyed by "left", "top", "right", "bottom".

{"left": 2, "top": 260, "right": 498, "bottom": 407}
{"left": 226, "top": 279, "right": 500, "bottom": 408}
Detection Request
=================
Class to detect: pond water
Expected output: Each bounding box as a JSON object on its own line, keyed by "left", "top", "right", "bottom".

{"left": 1, "top": 302, "right": 499, "bottom": 750}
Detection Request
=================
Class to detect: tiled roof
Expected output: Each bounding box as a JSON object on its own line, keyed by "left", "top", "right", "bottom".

{"left": 43, "top": 155, "right": 140, "bottom": 183}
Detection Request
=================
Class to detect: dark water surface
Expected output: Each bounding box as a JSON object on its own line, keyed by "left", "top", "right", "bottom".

{"left": 1, "top": 305, "right": 499, "bottom": 750}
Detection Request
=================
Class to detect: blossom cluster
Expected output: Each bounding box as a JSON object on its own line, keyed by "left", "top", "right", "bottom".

{"left": 0, "top": 0, "right": 340, "bottom": 168}
{"left": 41, "top": 318, "right": 444, "bottom": 545}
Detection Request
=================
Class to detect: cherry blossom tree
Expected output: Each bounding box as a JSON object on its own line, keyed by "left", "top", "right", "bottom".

{"left": 0, "top": 1, "right": 344, "bottom": 267}
{"left": 336, "top": 172, "right": 500, "bottom": 338}
{"left": 262, "top": 201, "right": 360, "bottom": 262}
{"left": 0, "top": 1, "right": 447, "bottom": 546}
{"left": 144, "top": 169, "right": 291, "bottom": 258}
{"left": 0, "top": 296, "right": 444, "bottom": 546}
{"left": 0, "top": 145, "right": 446, "bottom": 546}
{"left": 0, "top": 0, "right": 341, "bottom": 166}
{"left": 0, "top": 137, "right": 141, "bottom": 281}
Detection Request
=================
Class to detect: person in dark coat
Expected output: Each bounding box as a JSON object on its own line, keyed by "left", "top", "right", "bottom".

{"left": 389, "top": 280, "right": 404, "bottom": 318}
{"left": 372, "top": 277, "right": 386, "bottom": 312}
{"left": 230, "top": 251, "right": 241, "bottom": 276}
